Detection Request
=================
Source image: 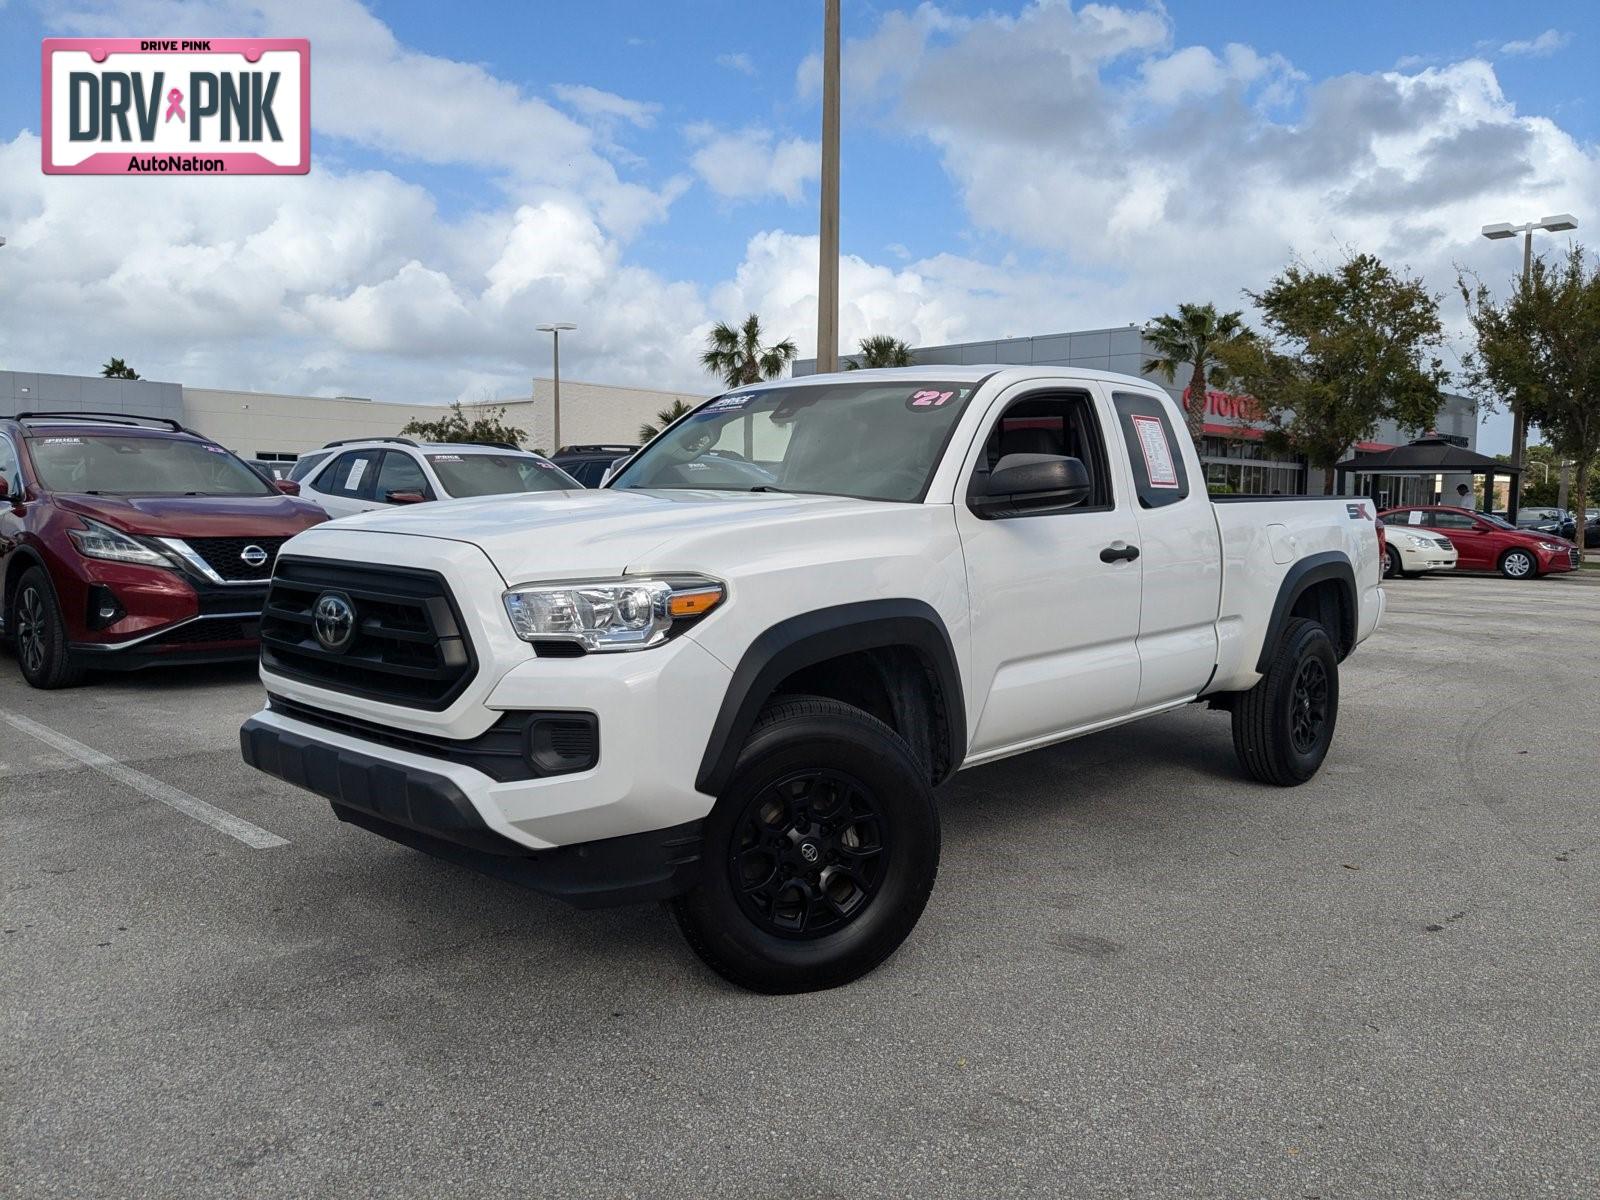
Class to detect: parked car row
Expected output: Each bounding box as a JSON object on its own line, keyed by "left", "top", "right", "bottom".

{"left": 0, "top": 415, "right": 612, "bottom": 687}
{"left": 1378, "top": 505, "right": 1581, "bottom": 579}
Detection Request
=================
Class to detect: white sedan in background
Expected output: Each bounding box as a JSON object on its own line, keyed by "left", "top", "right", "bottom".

{"left": 1381, "top": 522, "right": 1458, "bottom": 579}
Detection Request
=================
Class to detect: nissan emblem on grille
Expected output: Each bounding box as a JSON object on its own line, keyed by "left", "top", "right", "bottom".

{"left": 240, "top": 545, "right": 269, "bottom": 568}
{"left": 312, "top": 592, "right": 356, "bottom": 653}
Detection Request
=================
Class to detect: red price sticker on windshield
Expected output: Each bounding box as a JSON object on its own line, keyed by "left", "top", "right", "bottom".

{"left": 906, "top": 389, "right": 955, "bottom": 411}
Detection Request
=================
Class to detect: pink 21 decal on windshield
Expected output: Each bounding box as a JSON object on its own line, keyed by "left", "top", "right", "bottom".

{"left": 906, "top": 389, "right": 955, "bottom": 412}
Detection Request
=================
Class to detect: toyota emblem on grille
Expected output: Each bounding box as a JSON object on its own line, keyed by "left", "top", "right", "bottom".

{"left": 239, "top": 544, "right": 269, "bottom": 568}
{"left": 312, "top": 591, "right": 356, "bottom": 653}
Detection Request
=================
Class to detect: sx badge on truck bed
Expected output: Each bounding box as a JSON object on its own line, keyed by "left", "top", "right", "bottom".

{"left": 42, "top": 38, "right": 309, "bottom": 176}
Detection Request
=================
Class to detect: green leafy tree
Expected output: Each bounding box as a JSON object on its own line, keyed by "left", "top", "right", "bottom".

{"left": 101, "top": 357, "right": 140, "bottom": 379}
{"left": 638, "top": 398, "right": 694, "bottom": 442}
{"left": 1143, "top": 303, "right": 1255, "bottom": 445}
{"left": 1462, "top": 245, "right": 1600, "bottom": 559}
{"left": 847, "top": 334, "right": 913, "bottom": 369}
{"left": 1222, "top": 253, "right": 1448, "bottom": 493}
{"left": 400, "top": 400, "right": 526, "bottom": 447}
{"left": 701, "top": 314, "right": 797, "bottom": 388}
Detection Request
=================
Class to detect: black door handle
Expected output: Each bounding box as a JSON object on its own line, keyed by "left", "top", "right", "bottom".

{"left": 1100, "top": 543, "right": 1140, "bottom": 563}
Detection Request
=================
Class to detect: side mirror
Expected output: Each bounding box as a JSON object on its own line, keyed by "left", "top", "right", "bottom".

{"left": 969, "top": 453, "right": 1092, "bottom": 518}
{"left": 385, "top": 489, "right": 426, "bottom": 505}
{"left": 273, "top": 479, "right": 301, "bottom": 495}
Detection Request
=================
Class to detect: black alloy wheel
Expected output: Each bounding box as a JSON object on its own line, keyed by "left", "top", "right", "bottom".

{"left": 16, "top": 582, "right": 47, "bottom": 678}
{"left": 729, "top": 768, "right": 888, "bottom": 939}
{"left": 11, "top": 567, "right": 85, "bottom": 689}
{"left": 669, "top": 695, "right": 940, "bottom": 993}
{"left": 1230, "top": 617, "right": 1339, "bottom": 786}
{"left": 1289, "top": 657, "right": 1330, "bottom": 756}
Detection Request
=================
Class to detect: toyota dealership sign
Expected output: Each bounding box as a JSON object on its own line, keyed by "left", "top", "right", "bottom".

{"left": 42, "top": 38, "right": 309, "bottom": 175}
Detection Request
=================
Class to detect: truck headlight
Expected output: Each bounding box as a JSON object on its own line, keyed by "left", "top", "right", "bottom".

{"left": 502, "top": 576, "right": 724, "bottom": 652}
{"left": 68, "top": 518, "right": 176, "bottom": 568}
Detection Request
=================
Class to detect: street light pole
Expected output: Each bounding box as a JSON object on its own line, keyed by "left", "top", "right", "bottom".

{"left": 536, "top": 322, "right": 576, "bottom": 452}
{"left": 1480, "top": 213, "right": 1578, "bottom": 518}
{"left": 815, "top": 0, "right": 841, "bottom": 374}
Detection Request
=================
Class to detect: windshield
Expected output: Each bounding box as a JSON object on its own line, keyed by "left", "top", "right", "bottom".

{"left": 424, "top": 452, "right": 577, "bottom": 498}
{"left": 608, "top": 379, "right": 980, "bottom": 502}
{"left": 28, "top": 433, "right": 273, "bottom": 497}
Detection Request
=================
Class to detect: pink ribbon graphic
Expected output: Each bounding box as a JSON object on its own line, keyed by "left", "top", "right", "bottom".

{"left": 164, "top": 88, "right": 185, "bottom": 123}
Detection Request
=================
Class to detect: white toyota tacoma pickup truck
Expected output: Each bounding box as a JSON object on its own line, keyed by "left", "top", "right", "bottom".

{"left": 241, "top": 368, "right": 1383, "bottom": 992}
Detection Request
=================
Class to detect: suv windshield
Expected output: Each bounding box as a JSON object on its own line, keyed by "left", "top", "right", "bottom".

{"left": 608, "top": 379, "right": 980, "bottom": 502}
{"left": 424, "top": 453, "right": 576, "bottom": 498}
{"left": 28, "top": 433, "right": 272, "bottom": 497}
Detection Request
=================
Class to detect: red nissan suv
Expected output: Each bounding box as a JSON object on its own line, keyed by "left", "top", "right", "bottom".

{"left": 0, "top": 413, "right": 327, "bottom": 688}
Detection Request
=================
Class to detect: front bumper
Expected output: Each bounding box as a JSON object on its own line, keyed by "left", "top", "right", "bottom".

{"left": 239, "top": 715, "right": 703, "bottom": 907}
{"left": 1393, "top": 542, "right": 1457, "bottom": 572}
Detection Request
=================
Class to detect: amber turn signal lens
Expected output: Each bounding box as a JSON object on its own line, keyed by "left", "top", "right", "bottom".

{"left": 669, "top": 587, "right": 723, "bottom": 618}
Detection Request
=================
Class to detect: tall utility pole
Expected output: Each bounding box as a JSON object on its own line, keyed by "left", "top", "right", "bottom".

{"left": 815, "top": 0, "right": 841, "bottom": 374}
{"left": 1480, "top": 213, "right": 1578, "bottom": 517}
{"left": 536, "top": 322, "right": 576, "bottom": 451}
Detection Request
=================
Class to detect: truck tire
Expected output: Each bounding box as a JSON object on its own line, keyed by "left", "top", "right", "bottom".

{"left": 1231, "top": 617, "right": 1338, "bottom": 786}
{"left": 13, "top": 567, "right": 85, "bottom": 689}
{"left": 668, "top": 695, "right": 940, "bottom": 993}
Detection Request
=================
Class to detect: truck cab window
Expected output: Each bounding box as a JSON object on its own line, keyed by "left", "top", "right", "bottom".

{"left": 971, "top": 392, "right": 1113, "bottom": 511}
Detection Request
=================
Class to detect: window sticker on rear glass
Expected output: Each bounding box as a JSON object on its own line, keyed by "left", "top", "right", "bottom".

{"left": 42, "top": 436, "right": 84, "bottom": 444}
{"left": 905, "top": 389, "right": 956, "bottom": 412}
{"left": 427, "top": 454, "right": 463, "bottom": 463}
{"left": 1130, "top": 414, "right": 1179, "bottom": 488}
{"left": 345, "top": 458, "right": 368, "bottom": 489}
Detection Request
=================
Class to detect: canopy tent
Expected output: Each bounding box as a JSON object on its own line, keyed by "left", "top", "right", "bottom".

{"left": 1334, "top": 436, "right": 1523, "bottom": 520}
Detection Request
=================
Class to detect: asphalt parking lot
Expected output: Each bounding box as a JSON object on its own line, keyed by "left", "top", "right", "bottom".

{"left": 3, "top": 571, "right": 1597, "bottom": 1198}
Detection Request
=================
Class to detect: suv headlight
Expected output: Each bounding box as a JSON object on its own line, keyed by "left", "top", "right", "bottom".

{"left": 503, "top": 576, "right": 725, "bottom": 652}
{"left": 68, "top": 518, "right": 176, "bottom": 567}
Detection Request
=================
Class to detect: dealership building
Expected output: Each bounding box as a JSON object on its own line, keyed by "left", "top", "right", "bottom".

{"left": 796, "top": 326, "right": 1481, "bottom": 505}
{"left": 0, "top": 370, "right": 705, "bottom": 460}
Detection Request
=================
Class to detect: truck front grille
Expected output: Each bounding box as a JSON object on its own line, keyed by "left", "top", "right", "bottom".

{"left": 260, "top": 557, "right": 475, "bottom": 710}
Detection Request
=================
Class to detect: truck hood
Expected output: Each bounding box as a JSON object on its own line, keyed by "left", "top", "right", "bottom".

{"left": 307, "top": 487, "right": 906, "bottom": 580}
{"left": 53, "top": 492, "right": 327, "bottom": 538}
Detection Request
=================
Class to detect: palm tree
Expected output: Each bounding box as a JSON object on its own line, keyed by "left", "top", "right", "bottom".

{"left": 847, "top": 334, "right": 913, "bottom": 369}
{"left": 1143, "top": 303, "right": 1253, "bottom": 445}
{"left": 638, "top": 398, "right": 694, "bottom": 442}
{"left": 701, "top": 314, "right": 797, "bottom": 388}
{"left": 101, "top": 357, "right": 140, "bottom": 379}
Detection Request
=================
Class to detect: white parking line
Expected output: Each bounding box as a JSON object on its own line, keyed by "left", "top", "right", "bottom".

{"left": 0, "top": 709, "right": 289, "bottom": 850}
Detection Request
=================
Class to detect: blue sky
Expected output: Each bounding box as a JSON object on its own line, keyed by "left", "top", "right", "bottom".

{"left": 2, "top": 1, "right": 1597, "bottom": 452}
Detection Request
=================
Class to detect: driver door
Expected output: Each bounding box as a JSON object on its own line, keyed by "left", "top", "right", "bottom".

{"left": 953, "top": 384, "right": 1143, "bottom": 756}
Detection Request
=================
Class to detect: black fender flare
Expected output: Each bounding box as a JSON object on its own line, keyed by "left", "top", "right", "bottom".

{"left": 695, "top": 599, "right": 967, "bottom": 796}
{"left": 1255, "top": 550, "right": 1356, "bottom": 672}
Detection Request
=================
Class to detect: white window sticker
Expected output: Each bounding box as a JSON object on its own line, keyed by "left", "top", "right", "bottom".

{"left": 1130, "top": 414, "right": 1180, "bottom": 488}
{"left": 43, "top": 436, "right": 85, "bottom": 444}
{"left": 1408, "top": 510, "right": 1423, "bottom": 525}
{"left": 345, "top": 457, "right": 368, "bottom": 490}
{"left": 427, "top": 454, "right": 463, "bottom": 464}
{"left": 706, "top": 394, "right": 752, "bottom": 412}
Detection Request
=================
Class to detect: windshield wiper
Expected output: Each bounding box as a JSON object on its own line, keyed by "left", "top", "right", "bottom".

{"left": 748, "top": 485, "right": 785, "bottom": 493}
